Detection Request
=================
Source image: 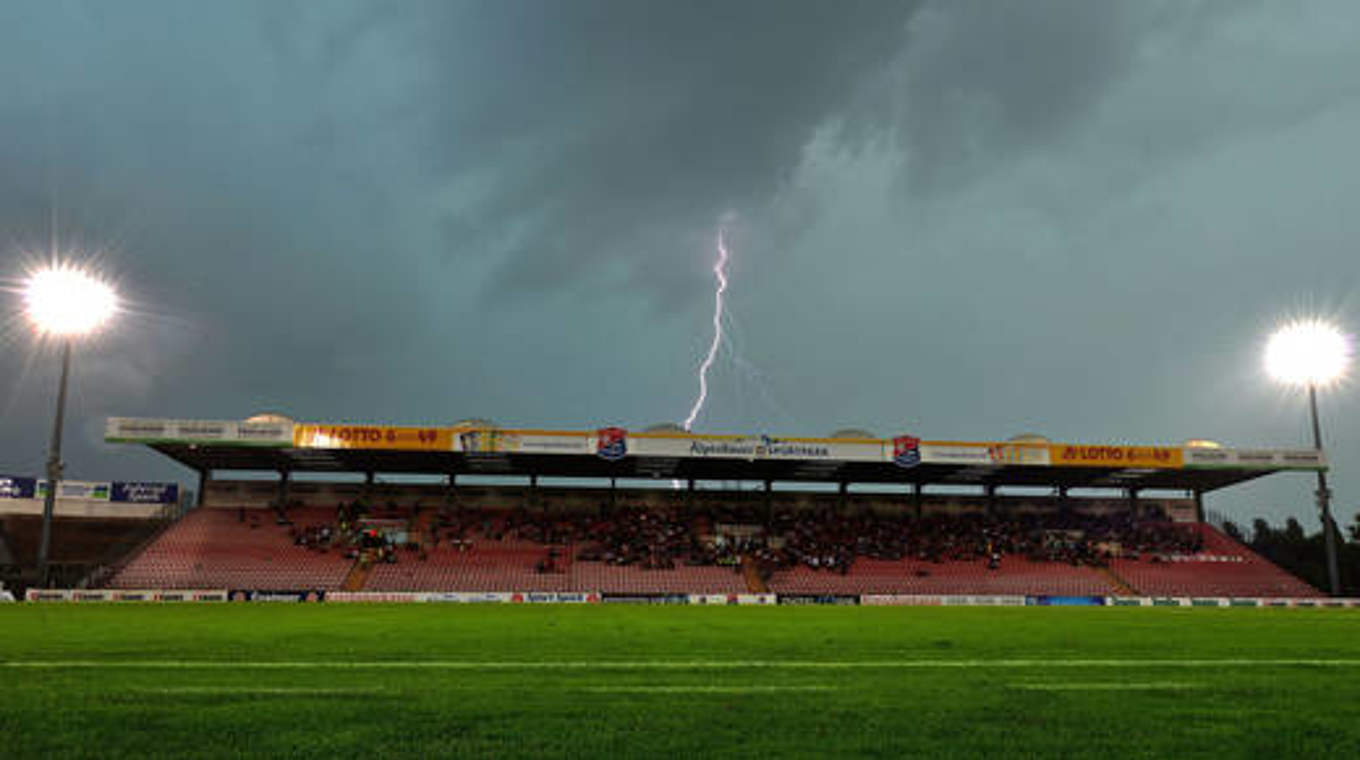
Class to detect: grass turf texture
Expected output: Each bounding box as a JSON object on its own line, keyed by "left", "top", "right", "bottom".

{"left": 2, "top": 606, "right": 1360, "bottom": 758}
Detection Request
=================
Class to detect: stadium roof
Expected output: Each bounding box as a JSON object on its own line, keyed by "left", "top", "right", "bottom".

{"left": 106, "top": 417, "right": 1326, "bottom": 493}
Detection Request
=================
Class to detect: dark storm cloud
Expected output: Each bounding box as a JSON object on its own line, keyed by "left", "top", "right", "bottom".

{"left": 405, "top": 1, "right": 918, "bottom": 304}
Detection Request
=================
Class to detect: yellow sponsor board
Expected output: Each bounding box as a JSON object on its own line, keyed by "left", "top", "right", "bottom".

{"left": 1049, "top": 444, "right": 1183, "bottom": 468}
{"left": 293, "top": 424, "right": 453, "bottom": 451}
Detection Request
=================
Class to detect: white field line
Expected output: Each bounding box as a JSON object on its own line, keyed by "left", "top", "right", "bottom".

{"left": 133, "top": 687, "right": 385, "bottom": 696}
{"left": 584, "top": 685, "right": 838, "bottom": 694}
{"left": 4, "top": 659, "right": 1360, "bottom": 669}
{"left": 1010, "top": 682, "right": 1204, "bottom": 691}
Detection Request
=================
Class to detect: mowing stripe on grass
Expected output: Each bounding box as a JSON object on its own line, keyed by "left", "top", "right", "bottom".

{"left": 5, "top": 659, "right": 1360, "bottom": 669}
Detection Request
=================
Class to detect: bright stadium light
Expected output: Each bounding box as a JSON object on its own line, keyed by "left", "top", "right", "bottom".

{"left": 24, "top": 265, "right": 118, "bottom": 336}
{"left": 1265, "top": 319, "right": 1350, "bottom": 387}
{"left": 23, "top": 262, "right": 119, "bottom": 588}
{"left": 1264, "top": 318, "right": 1352, "bottom": 596}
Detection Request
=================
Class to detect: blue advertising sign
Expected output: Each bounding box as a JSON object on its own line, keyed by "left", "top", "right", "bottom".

{"left": 110, "top": 481, "right": 180, "bottom": 504}
{"left": 0, "top": 476, "right": 37, "bottom": 499}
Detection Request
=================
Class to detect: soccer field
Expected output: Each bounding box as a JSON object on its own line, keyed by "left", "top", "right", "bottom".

{"left": 3, "top": 605, "right": 1360, "bottom": 758}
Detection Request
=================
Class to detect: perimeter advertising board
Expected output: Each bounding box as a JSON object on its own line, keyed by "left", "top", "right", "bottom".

{"left": 0, "top": 476, "right": 37, "bottom": 499}
{"left": 37, "top": 480, "right": 111, "bottom": 501}
{"left": 110, "top": 482, "right": 180, "bottom": 504}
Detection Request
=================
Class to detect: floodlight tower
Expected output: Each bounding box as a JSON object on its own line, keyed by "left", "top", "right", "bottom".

{"left": 1265, "top": 319, "right": 1352, "bottom": 596}
{"left": 24, "top": 265, "right": 118, "bottom": 587}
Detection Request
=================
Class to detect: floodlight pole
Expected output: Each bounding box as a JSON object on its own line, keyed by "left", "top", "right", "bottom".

{"left": 36, "top": 340, "right": 72, "bottom": 589}
{"left": 1308, "top": 383, "right": 1342, "bottom": 596}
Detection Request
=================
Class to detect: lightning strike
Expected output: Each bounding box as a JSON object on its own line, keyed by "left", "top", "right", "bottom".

{"left": 682, "top": 226, "right": 731, "bottom": 431}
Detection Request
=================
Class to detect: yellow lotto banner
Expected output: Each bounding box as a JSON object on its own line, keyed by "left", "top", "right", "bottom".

{"left": 293, "top": 424, "right": 453, "bottom": 451}
{"left": 1048, "top": 444, "right": 1183, "bottom": 469}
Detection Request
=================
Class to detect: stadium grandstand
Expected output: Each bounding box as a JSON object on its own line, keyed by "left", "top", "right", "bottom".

{"left": 9, "top": 415, "right": 1314, "bottom": 602}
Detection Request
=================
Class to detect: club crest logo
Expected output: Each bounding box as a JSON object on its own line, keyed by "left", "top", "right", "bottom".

{"left": 596, "top": 427, "right": 628, "bottom": 461}
{"left": 892, "top": 435, "right": 921, "bottom": 468}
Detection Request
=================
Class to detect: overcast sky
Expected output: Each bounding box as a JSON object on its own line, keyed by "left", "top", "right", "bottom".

{"left": 2, "top": 1, "right": 1357, "bottom": 528}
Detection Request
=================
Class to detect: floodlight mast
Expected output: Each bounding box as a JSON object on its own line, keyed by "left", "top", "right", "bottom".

{"left": 37, "top": 340, "right": 72, "bottom": 588}
{"left": 1266, "top": 320, "right": 1350, "bottom": 596}
{"left": 1306, "top": 383, "right": 1341, "bottom": 597}
{"left": 25, "top": 265, "right": 117, "bottom": 588}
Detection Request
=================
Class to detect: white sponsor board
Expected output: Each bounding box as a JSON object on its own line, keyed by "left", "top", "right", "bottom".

{"left": 455, "top": 430, "right": 595, "bottom": 455}
{"left": 917, "top": 443, "right": 1050, "bottom": 467}
{"left": 26, "top": 589, "right": 227, "bottom": 602}
{"left": 1183, "top": 447, "right": 1326, "bottom": 470}
{"left": 328, "top": 592, "right": 423, "bottom": 603}
{"left": 630, "top": 435, "right": 883, "bottom": 462}
{"left": 36, "top": 480, "right": 112, "bottom": 501}
{"left": 105, "top": 417, "right": 293, "bottom": 446}
{"left": 687, "top": 594, "right": 777, "bottom": 605}
{"left": 515, "top": 592, "right": 601, "bottom": 603}
{"left": 516, "top": 433, "right": 594, "bottom": 455}
{"left": 861, "top": 594, "right": 1026, "bottom": 606}
{"left": 420, "top": 591, "right": 513, "bottom": 603}
{"left": 919, "top": 444, "right": 994, "bottom": 466}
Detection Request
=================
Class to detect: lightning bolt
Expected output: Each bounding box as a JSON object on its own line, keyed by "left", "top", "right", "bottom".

{"left": 683, "top": 226, "right": 730, "bottom": 431}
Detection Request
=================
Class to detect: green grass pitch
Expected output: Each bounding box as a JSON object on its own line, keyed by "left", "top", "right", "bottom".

{"left": 3, "top": 605, "right": 1360, "bottom": 758}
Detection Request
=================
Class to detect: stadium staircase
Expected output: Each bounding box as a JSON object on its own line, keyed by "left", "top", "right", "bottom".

{"left": 741, "top": 555, "right": 768, "bottom": 593}
{"left": 341, "top": 557, "right": 374, "bottom": 591}
{"left": 1100, "top": 566, "right": 1137, "bottom": 596}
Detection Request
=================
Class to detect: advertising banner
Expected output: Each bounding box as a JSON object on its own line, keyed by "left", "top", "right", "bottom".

{"left": 420, "top": 591, "right": 513, "bottom": 603}
{"left": 227, "top": 590, "right": 327, "bottom": 602}
{"left": 687, "top": 594, "right": 777, "bottom": 605}
{"left": 37, "top": 480, "right": 111, "bottom": 501}
{"left": 111, "top": 482, "right": 180, "bottom": 504}
{"left": 510, "top": 592, "right": 602, "bottom": 604}
{"left": 517, "top": 432, "right": 594, "bottom": 456}
{"left": 105, "top": 417, "right": 292, "bottom": 446}
{"left": 985, "top": 443, "right": 1051, "bottom": 466}
{"left": 918, "top": 443, "right": 994, "bottom": 465}
{"left": 1049, "top": 445, "right": 1183, "bottom": 468}
{"left": 327, "top": 592, "right": 423, "bottom": 603}
{"left": 601, "top": 593, "right": 690, "bottom": 605}
{"left": 1182, "top": 447, "right": 1326, "bottom": 470}
{"left": 777, "top": 594, "right": 860, "bottom": 605}
{"left": 457, "top": 429, "right": 520, "bottom": 454}
{"left": 293, "top": 424, "right": 452, "bottom": 451}
{"left": 861, "top": 594, "right": 943, "bottom": 606}
{"left": 28, "top": 589, "right": 226, "bottom": 602}
{"left": 1026, "top": 595, "right": 1107, "bottom": 606}
{"left": 454, "top": 429, "right": 596, "bottom": 455}
{"left": 631, "top": 434, "right": 882, "bottom": 462}
{"left": 0, "top": 476, "right": 37, "bottom": 499}
{"left": 916, "top": 442, "right": 1051, "bottom": 466}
